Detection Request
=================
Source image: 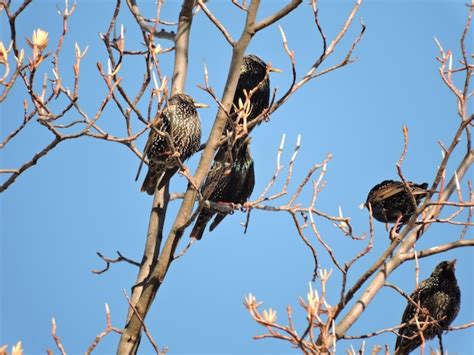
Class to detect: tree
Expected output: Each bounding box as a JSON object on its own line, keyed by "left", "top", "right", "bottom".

{"left": 1, "top": 0, "right": 472, "bottom": 353}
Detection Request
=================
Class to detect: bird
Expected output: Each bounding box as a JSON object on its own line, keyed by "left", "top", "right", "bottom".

{"left": 365, "top": 180, "right": 429, "bottom": 225}
{"left": 215, "top": 55, "right": 279, "bottom": 163}
{"left": 140, "top": 93, "right": 206, "bottom": 195}
{"left": 225, "top": 54, "right": 280, "bottom": 135}
{"left": 190, "top": 137, "right": 255, "bottom": 240}
{"left": 394, "top": 260, "right": 461, "bottom": 354}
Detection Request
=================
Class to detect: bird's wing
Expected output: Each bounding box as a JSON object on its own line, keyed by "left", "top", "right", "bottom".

{"left": 209, "top": 213, "right": 226, "bottom": 231}
{"left": 427, "top": 291, "right": 450, "bottom": 315}
{"left": 135, "top": 115, "right": 165, "bottom": 181}
{"left": 395, "top": 288, "right": 421, "bottom": 350}
{"left": 202, "top": 161, "right": 232, "bottom": 201}
{"left": 401, "top": 288, "right": 421, "bottom": 323}
{"left": 149, "top": 112, "right": 173, "bottom": 157}
{"left": 200, "top": 162, "right": 233, "bottom": 232}
{"left": 157, "top": 166, "right": 179, "bottom": 190}
{"left": 241, "top": 161, "right": 255, "bottom": 202}
{"left": 136, "top": 110, "right": 173, "bottom": 183}
{"left": 190, "top": 208, "right": 214, "bottom": 240}
{"left": 371, "top": 184, "right": 406, "bottom": 202}
{"left": 400, "top": 283, "right": 437, "bottom": 325}
{"left": 135, "top": 151, "right": 148, "bottom": 182}
{"left": 209, "top": 161, "right": 255, "bottom": 232}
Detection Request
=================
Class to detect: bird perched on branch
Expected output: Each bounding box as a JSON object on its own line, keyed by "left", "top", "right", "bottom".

{"left": 190, "top": 137, "right": 255, "bottom": 240}
{"left": 215, "top": 55, "right": 279, "bottom": 164}
{"left": 140, "top": 93, "right": 206, "bottom": 195}
{"left": 365, "top": 180, "right": 429, "bottom": 226}
{"left": 226, "top": 54, "right": 280, "bottom": 134}
{"left": 394, "top": 260, "right": 460, "bottom": 355}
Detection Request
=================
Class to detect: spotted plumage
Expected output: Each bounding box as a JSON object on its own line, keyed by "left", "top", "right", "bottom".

{"left": 223, "top": 55, "right": 272, "bottom": 135}
{"left": 141, "top": 93, "right": 202, "bottom": 195}
{"left": 190, "top": 138, "right": 255, "bottom": 240}
{"left": 365, "top": 180, "right": 429, "bottom": 224}
{"left": 394, "top": 260, "right": 460, "bottom": 354}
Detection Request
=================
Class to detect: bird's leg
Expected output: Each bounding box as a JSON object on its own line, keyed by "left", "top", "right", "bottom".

{"left": 215, "top": 201, "right": 237, "bottom": 214}
{"left": 242, "top": 201, "right": 252, "bottom": 211}
{"left": 438, "top": 333, "right": 445, "bottom": 355}
{"left": 389, "top": 215, "right": 404, "bottom": 241}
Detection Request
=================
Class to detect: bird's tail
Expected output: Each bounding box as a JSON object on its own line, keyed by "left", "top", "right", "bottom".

{"left": 209, "top": 213, "right": 226, "bottom": 232}
{"left": 393, "top": 345, "right": 409, "bottom": 355}
{"left": 394, "top": 337, "right": 402, "bottom": 355}
{"left": 393, "top": 329, "right": 413, "bottom": 355}
{"left": 141, "top": 168, "right": 160, "bottom": 195}
{"left": 190, "top": 210, "right": 213, "bottom": 240}
{"left": 157, "top": 166, "right": 179, "bottom": 190}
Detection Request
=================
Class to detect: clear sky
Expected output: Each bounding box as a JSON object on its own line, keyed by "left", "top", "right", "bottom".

{"left": 1, "top": 0, "right": 473, "bottom": 354}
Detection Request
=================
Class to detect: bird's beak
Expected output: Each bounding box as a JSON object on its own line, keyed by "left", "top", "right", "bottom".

{"left": 269, "top": 67, "right": 283, "bottom": 73}
{"left": 448, "top": 259, "right": 457, "bottom": 270}
{"left": 194, "top": 102, "right": 209, "bottom": 109}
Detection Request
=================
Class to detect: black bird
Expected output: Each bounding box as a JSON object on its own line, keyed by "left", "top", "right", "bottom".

{"left": 141, "top": 93, "right": 206, "bottom": 195}
{"left": 365, "top": 180, "right": 429, "bottom": 225}
{"left": 226, "top": 55, "right": 279, "bottom": 134}
{"left": 394, "top": 260, "right": 460, "bottom": 354}
{"left": 215, "top": 55, "right": 278, "bottom": 163}
{"left": 190, "top": 137, "right": 255, "bottom": 240}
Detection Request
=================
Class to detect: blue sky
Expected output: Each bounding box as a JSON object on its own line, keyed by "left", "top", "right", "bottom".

{"left": 1, "top": 0, "right": 473, "bottom": 354}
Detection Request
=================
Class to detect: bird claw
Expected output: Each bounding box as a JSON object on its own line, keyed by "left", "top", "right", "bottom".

{"left": 389, "top": 228, "right": 401, "bottom": 242}
{"left": 389, "top": 215, "right": 404, "bottom": 241}
{"left": 242, "top": 201, "right": 252, "bottom": 211}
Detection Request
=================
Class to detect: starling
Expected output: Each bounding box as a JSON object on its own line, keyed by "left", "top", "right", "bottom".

{"left": 190, "top": 137, "right": 255, "bottom": 240}
{"left": 141, "top": 93, "right": 206, "bottom": 195}
{"left": 215, "top": 55, "right": 278, "bottom": 166}
{"left": 226, "top": 55, "right": 280, "bottom": 133}
{"left": 365, "top": 180, "right": 429, "bottom": 224}
{"left": 394, "top": 260, "right": 460, "bottom": 355}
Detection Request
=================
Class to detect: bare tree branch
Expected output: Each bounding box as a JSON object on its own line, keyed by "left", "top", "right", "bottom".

{"left": 51, "top": 318, "right": 67, "bottom": 355}
{"left": 85, "top": 304, "right": 123, "bottom": 355}
{"left": 125, "top": 0, "right": 176, "bottom": 41}
{"left": 253, "top": 0, "right": 303, "bottom": 33}
{"left": 197, "top": 0, "right": 235, "bottom": 46}
{"left": 402, "top": 239, "right": 474, "bottom": 260}
{"left": 92, "top": 251, "right": 140, "bottom": 275}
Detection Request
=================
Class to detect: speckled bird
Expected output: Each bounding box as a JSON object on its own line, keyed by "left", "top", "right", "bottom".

{"left": 394, "top": 260, "right": 460, "bottom": 355}
{"left": 190, "top": 138, "right": 255, "bottom": 240}
{"left": 216, "top": 55, "right": 276, "bottom": 166}
{"left": 141, "top": 93, "right": 205, "bottom": 195}
{"left": 226, "top": 55, "right": 279, "bottom": 132}
{"left": 365, "top": 180, "right": 429, "bottom": 224}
